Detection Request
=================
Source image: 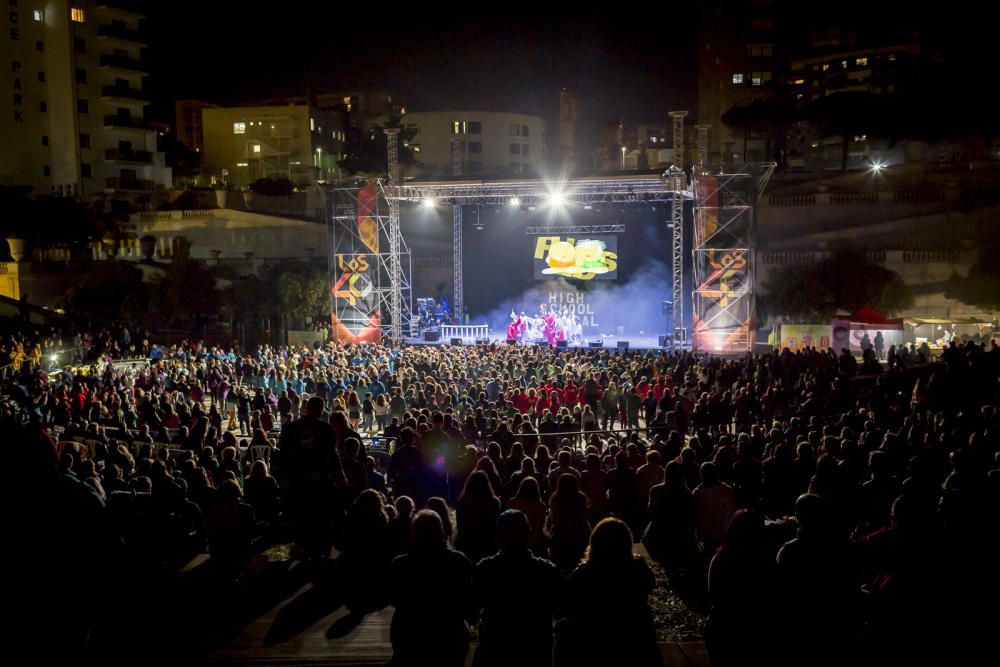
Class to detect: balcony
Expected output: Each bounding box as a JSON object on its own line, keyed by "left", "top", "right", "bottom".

{"left": 103, "top": 115, "right": 151, "bottom": 131}
{"left": 97, "top": 24, "right": 146, "bottom": 46}
{"left": 99, "top": 54, "right": 148, "bottom": 74}
{"left": 105, "top": 149, "right": 153, "bottom": 163}
{"left": 106, "top": 177, "right": 154, "bottom": 192}
{"left": 101, "top": 85, "right": 149, "bottom": 103}
{"left": 96, "top": 4, "right": 146, "bottom": 21}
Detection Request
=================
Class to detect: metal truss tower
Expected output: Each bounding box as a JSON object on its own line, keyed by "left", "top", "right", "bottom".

{"left": 327, "top": 178, "right": 411, "bottom": 344}
{"left": 690, "top": 163, "right": 774, "bottom": 354}
{"left": 384, "top": 129, "right": 406, "bottom": 342}
{"left": 668, "top": 110, "right": 688, "bottom": 345}
{"left": 453, "top": 205, "right": 463, "bottom": 320}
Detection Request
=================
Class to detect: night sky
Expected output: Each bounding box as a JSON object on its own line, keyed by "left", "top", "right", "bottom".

{"left": 145, "top": 3, "right": 991, "bottom": 131}
{"left": 145, "top": 5, "right": 699, "bottom": 127}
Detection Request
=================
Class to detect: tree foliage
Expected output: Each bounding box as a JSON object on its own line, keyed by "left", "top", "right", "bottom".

{"left": 760, "top": 247, "right": 914, "bottom": 321}
{"left": 149, "top": 253, "right": 221, "bottom": 326}
{"left": 275, "top": 263, "right": 330, "bottom": 324}
{"left": 721, "top": 97, "right": 796, "bottom": 164}
{"left": 338, "top": 121, "right": 416, "bottom": 176}
{"left": 57, "top": 261, "right": 149, "bottom": 325}
{"left": 250, "top": 177, "right": 294, "bottom": 196}
{"left": 945, "top": 246, "right": 1000, "bottom": 312}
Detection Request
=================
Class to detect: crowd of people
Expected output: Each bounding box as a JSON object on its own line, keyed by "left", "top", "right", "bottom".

{"left": 3, "top": 333, "right": 998, "bottom": 665}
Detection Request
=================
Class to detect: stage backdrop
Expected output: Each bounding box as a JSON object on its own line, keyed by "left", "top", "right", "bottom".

{"left": 462, "top": 202, "right": 691, "bottom": 340}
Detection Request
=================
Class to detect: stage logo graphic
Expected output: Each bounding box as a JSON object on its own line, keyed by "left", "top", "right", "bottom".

{"left": 533, "top": 235, "right": 618, "bottom": 280}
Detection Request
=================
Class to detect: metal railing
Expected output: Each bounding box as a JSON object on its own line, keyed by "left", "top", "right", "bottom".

{"left": 441, "top": 324, "right": 489, "bottom": 342}
{"left": 103, "top": 115, "right": 151, "bottom": 130}
{"left": 99, "top": 53, "right": 148, "bottom": 71}
{"left": 101, "top": 85, "right": 149, "bottom": 101}
{"left": 105, "top": 148, "right": 153, "bottom": 163}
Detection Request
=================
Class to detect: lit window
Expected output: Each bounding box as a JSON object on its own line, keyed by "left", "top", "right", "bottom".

{"left": 888, "top": 53, "right": 897, "bottom": 61}
{"left": 71, "top": 7, "right": 85, "bottom": 22}
{"left": 310, "top": 117, "right": 315, "bottom": 131}
{"left": 236, "top": 162, "right": 248, "bottom": 167}
{"left": 233, "top": 122, "right": 245, "bottom": 134}
{"left": 412, "top": 145, "right": 421, "bottom": 153}
{"left": 856, "top": 57, "right": 868, "bottom": 66}
{"left": 732, "top": 73, "right": 744, "bottom": 84}
{"left": 33, "top": 10, "right": 43, "bottom": 21}
{"left": 452, "top": 121, "right": 466, "bottom": 134}
{"left": 253, "top": 144, "right": 261, "bottom": 153}
{"left": 748, "top": 43, "right": 773, "bottom": 57}
{"left": 791, "top": 78, "right": 805, "bottom": 85}
{"left": 822, "top": 63, "right": 830, "bottom": 71}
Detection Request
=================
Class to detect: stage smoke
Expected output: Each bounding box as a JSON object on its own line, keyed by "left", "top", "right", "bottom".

{"left": 473, "top": 258, "right": 671, "bottom": 343}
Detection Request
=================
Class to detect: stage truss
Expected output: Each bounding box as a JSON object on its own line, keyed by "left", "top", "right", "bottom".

{"left": 382, "top": 163, "right": 772, "bottom": 350}
{"left": 691, "top": 163, "right": 774, "bottom": 354}
{"left": 393, "top": 175, "right": 689, "bottom": 321}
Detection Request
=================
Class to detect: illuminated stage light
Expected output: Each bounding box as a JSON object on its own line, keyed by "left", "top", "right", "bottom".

{"left": 422, "top": 197, "right": 436, "bottom": 208}
{"left": 546, "top": 190, "right": 566, "bottom": 207}
{"left": 509, "top": 197, "right": 521, "bottom": 207}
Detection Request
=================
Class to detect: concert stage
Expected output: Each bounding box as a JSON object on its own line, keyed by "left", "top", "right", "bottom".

{"left": 404, "top": 333, "right": 673, "bottom": 351}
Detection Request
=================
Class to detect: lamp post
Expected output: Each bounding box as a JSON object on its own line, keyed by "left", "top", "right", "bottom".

{"left": 621, "top": 145, "right": 627, "bottom": 172}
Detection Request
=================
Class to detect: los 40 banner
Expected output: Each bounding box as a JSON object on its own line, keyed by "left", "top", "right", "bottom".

{"left": 330, "top": 181, "right": 381, "bottom": 343}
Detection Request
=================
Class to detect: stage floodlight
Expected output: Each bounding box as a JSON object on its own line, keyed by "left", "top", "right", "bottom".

{"left": 546, "top": 190, "right": 565, "bottom": 207}
{"left": 422, "top": 197, "right": 436, "bottom": 208}
{"left": 509, "top": 197, "right": 521, "bottom": 207}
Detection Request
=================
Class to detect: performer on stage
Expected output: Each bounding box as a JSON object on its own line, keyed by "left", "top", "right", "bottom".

{"left": 507, "top": 309, "right": 522, "bottom": 342}
{"left": 541, "top": 304, "right": 558, "bottom": 346}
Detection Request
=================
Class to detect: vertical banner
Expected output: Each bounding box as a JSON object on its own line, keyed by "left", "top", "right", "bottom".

{"left": 331, "top": 181, "right": 381, "bottom": 343}
{"left": 692, "top": 172, "right": 754, "bottom": 353}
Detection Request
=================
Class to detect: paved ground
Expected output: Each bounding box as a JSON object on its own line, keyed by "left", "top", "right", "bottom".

{"left": 192, "top": 544, "right": 708, "bottom": 667}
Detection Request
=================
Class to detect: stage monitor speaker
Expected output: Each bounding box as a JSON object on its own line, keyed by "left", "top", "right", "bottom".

{"left": 423, "top": 330, "right": 441, "bottom": 342}
{"left": 617, "top": 341, "right": 629, "bottom": 351}
{"left": 450, "top": 337, "right": 463, "bottom": 346}
{"left": 556, "top": 340, "right": 568, "bottom": 348}
{"left": 588, "top": 341, "right": 603, "bottom": 348}
{"left": 658, "top": 335, "right": 669, "bottom": 348}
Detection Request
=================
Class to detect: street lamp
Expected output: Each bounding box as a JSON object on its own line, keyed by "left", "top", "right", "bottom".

{"left": 621, "top": 145, "right": 627, "bottom": 171}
